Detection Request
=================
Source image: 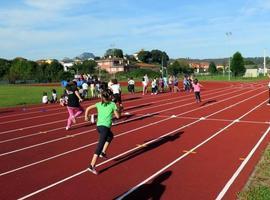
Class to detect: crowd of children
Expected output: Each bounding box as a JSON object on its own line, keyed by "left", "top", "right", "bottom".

{"left": 40, "top": 73, "right": 203, "bottom": 175}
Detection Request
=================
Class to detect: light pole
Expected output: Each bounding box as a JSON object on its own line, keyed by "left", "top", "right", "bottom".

{"left": 264, "top": 49, "right": 267, "bottom": 76}
{"left": 226, "top": 32, "right": 232, "bottom": 81}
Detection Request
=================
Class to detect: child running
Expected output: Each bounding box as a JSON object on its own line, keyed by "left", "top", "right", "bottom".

{"left": 65, "top": 81, "right": 84, "bottom": 130}
{"left": 109, "top": 79, "right": 123, "bottom": 110}
{"left": 85, "top": 89, "right": 121, "bottom": 175}
{"left": 192, "top": 78, "right": 203, "bottom": 103}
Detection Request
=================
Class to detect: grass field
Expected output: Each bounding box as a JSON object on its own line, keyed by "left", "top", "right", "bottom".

{"left": 0, "top": 84, "right": 135, "bottom": 108}
{"left": 238, "top": 144, "right": 270, "bottom": 200}
{"left": 0, "top": 85, "right": 64, "bottom": 107}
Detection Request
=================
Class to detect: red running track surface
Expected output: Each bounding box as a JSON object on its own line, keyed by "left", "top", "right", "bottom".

{"left": 0, "top": 81, "right": 269, "bottom": 200}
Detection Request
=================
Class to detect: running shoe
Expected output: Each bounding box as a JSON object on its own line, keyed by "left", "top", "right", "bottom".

{"left": 87, "top": 165, "right": 98, "bottom": 175}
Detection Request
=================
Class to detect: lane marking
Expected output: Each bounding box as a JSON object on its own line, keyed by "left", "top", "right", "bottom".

{"left": 0, "top": 87, "right": 265, "bottom": 177}
{"left": 16, "top": 95, "right": 267, "bottom": 200}
{"left": 183, "top": 150, "right": 197, "bottom": 154}
{"left": 0, "top": 86, "right": 233, "bottom": 134}
{"left": 216, "top": 125, "right": 270, "bottom": 200}
{"left": 116, "top": 99, "right": 268, "bottom": 200}
{"left": 0, "top": 88, "right": 258, "bottom": 156}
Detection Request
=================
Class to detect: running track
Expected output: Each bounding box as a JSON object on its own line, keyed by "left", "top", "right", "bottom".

{"left": 0, "top": 81, "right": 270, "bottom": 200}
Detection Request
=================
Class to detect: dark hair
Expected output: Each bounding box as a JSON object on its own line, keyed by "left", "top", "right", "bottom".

{"left": 194, "top": 78, "right": 198, "bottom": 84}
{"left": 112, "top": 79, "right": 118, "bottom": 84}
{"left": 43, "top": 92, "right": 47, "bottom": 96}
{"left": 101, "top": 89, "right": 113, "bottom": 104}
{"left": 52, "top": 89, "right": 56, "bottom": 93}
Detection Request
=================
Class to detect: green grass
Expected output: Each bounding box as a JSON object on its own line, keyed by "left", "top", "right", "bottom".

{"left": 195, "top": 74, "right": 268, "bottom": 82}
{"left": 0, "top": 85, "right": 63, "bottom": 108}
{"left": 0, "top": 84, "right": 139, "bottom": 108}
{"left": 238, "top": 144, "right": 270, "bottom": 200}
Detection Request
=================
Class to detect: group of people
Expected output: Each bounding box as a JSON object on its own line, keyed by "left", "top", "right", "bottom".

{"left": 42, "top": 89, "right": 57, "bottom": 104}
{"left": 140, "top": 74, "right": 202, "bottom": 103}
{"left": 42, "top": 73, "right": 202, "bottom": 175}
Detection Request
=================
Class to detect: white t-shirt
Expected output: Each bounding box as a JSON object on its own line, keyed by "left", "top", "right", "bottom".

{"left": 42, "top": 96, "right": 48, "bottom": 104}
{"left": 82, "top": 82, "right": 88, "bottom": 90}
{"left": 128, "top": 80, "right": 135, "bottom": 85}
{"left": 110, "top": 84, "right": 121, "bottom": 94}
{"left": 52, "top": 93, "right": 57, "bottom": 101}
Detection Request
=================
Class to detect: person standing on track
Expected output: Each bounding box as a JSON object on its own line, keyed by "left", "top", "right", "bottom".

{"left": 85, "top": 89, "right": 121, "bottom": 175}
{"left": 109, "top": 79, "right": 124, "bottom": 110}
{"left": 192, "top": 78, "right": 203, "bottom": 103}
{"left": 65, "top": 81, "right": 84, "bottom": 130}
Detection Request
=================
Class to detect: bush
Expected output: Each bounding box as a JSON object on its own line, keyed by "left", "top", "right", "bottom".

{"left": 115, "top": 68, "right": 161, "bottom": 80}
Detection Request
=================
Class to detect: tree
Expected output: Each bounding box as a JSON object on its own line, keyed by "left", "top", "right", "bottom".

{"left": 104, "top": 48, "right": 123, "bottom": 58}
{"left": 0, "top": 58, "right": 11, "bottom": 79}
{"left": 168, "top": 61, "right": 182, "bottom": 75}
{"left": 230, "top": 52, "right": 246, "bottom": 76}
{"left": 137, "top": 50, "right": 151, "bottom": 63}
{"left": 208, "top": 62, "right": 217, "bottom": 74}
{"left": 45, "top": 60, "right": 63, "bottom": 82}
{"left": 8, "top": 58, "right": 36, "bottom": 83}
{"left": 167, "top": 60, "right": 192, "bottom": 75}
{"left": 72, "top": 60, "right": 97, "bottom": 74}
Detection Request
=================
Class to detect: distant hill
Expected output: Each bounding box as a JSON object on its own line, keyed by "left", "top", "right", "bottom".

{"left": 75, "top": 52, "right": 95, "bottom": 61}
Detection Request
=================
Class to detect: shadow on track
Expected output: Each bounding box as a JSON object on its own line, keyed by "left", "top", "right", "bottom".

{"left": 114, "top": 171, "right": 172, "bottom": 200}
{"left": 124, "top": 103, "right": 152, "bottom": 112}
{"left": 123, "top": 97, "right": 142, "bottom": 102}
{"left": 99, "top": 132, "right": 183, "bottom": 174}
{"left": 200, "top": 100, "right": 217, "bottom": 106}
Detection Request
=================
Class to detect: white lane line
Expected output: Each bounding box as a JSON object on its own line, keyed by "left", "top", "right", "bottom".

{"left": 0, "top": 89, "right": 192, "bottom": 122}
{"left": 17, "top": 92, "right": 267, "bottom": 200}
{"left": 116, "top": 99, "right": 268, "bottom": 200}
{"left": 0, "top": 90, "right": 183, "bottom": 119}
{"left": 0, "top": 87, "right": 242, "bottom": 145}
{"left": 145, "top": 114, "right": 270, "bottom": 125}
{"left": 1, "top": 87, "right": 262, "bottom": 175}
{"left": 215, "top": 125, "right": 270, "bottom": 200}
{"left": 17, "top": 119, "right": 201, "bottom": 200}
{"left": 0, "top": 87, "right": 254, "bottom": 156}
{"left": 0, "top": 86, "right": 234, "bottom": 127}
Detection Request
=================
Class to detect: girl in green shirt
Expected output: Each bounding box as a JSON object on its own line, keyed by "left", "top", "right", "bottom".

{"left": 85, "top": 89, "right": 121, "bottom": 175}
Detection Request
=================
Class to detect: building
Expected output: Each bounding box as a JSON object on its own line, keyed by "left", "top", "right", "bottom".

{"left": 189, "top": 61, "right": 209, "bottom": 73}
{"left": 97, "top": 58, "right": 126, "bottom": 74}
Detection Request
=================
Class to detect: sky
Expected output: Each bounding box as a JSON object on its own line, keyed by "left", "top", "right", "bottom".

{"left": 1, "top": 0, "right": 270, "bottom": 60}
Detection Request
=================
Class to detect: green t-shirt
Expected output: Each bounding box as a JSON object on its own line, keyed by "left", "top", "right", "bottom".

{"left": 95, "top": 102, "right": 117, "bottom": 127}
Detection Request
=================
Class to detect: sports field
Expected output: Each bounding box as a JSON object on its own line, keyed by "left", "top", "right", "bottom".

{"left": 0, "top": 81, "right": 270, "bottom": 199}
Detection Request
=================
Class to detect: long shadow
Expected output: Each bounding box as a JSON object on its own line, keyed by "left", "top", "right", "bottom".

{"left": 0, "top": 110, "right": 14, "bottom": 114}
{"left": 123, "top": 96, "right": 142, "bottom": 102}
{"left": 99, "top": 132, "right": 183, "bottom": 174}
{"left": 114, "top": 113, "right": 159, "bottom": 126}
{"left": 200, "top": 100, "right": 217, "bottom": 107}
{"left": 114, "top": 171, "right": 172, "bottom": 200}
{"left": 124, "top": 103, "right": 152, "bottom": 112}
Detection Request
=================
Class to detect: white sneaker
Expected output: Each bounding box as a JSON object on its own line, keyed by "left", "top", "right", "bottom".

{"left": 87, "top": 165, "right": 98, "bottom": 175}
{"left": 65, "top": 126, "right": 70, "bottom": 130}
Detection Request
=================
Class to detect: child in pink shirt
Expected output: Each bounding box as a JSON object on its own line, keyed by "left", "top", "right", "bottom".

{"left": 192, "top": 79, "right": 202, "bottom": 103}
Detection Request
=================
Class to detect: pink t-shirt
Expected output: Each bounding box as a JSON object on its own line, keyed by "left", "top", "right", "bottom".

{"left": 193, "top": 83, "right": 201, "bottom": 92}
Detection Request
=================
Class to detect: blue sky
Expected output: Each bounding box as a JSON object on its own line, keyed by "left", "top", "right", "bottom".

{"left": 1, "top": 0, "right": 270, "bottom": 60}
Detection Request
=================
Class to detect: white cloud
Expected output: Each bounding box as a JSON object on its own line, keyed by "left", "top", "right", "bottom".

{"left": 24, "top": 0, "right": 89, "bottom": 11}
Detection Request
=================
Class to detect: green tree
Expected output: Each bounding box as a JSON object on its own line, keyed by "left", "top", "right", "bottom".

{"left": 0, "top": 58, "right": 11, "bottom": 79}
{"left": 8, "top": 58, "right": 36, "bottom": 83}
{"left": 168, "top": 61, "right": 182, "bottom": 75}
{"left": 105, "top": 48, "right": 123, "bottom": 58}
{"left": 72, "top": 60, "right": 97, "bottom": 74}
{"left": 137, "top": 50, "right": 151, "bottom": 63}
{"left": 231, "top": 52, "right": 246, "bottom": 76}
{"left": 244, "top": 60, "right": 255, "bottom": 65}
{"left": 45, "top": 60, "right": 63, "bottom": 82}
{"left": 208, "top": 62, "right": 217, "bottom": 74}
